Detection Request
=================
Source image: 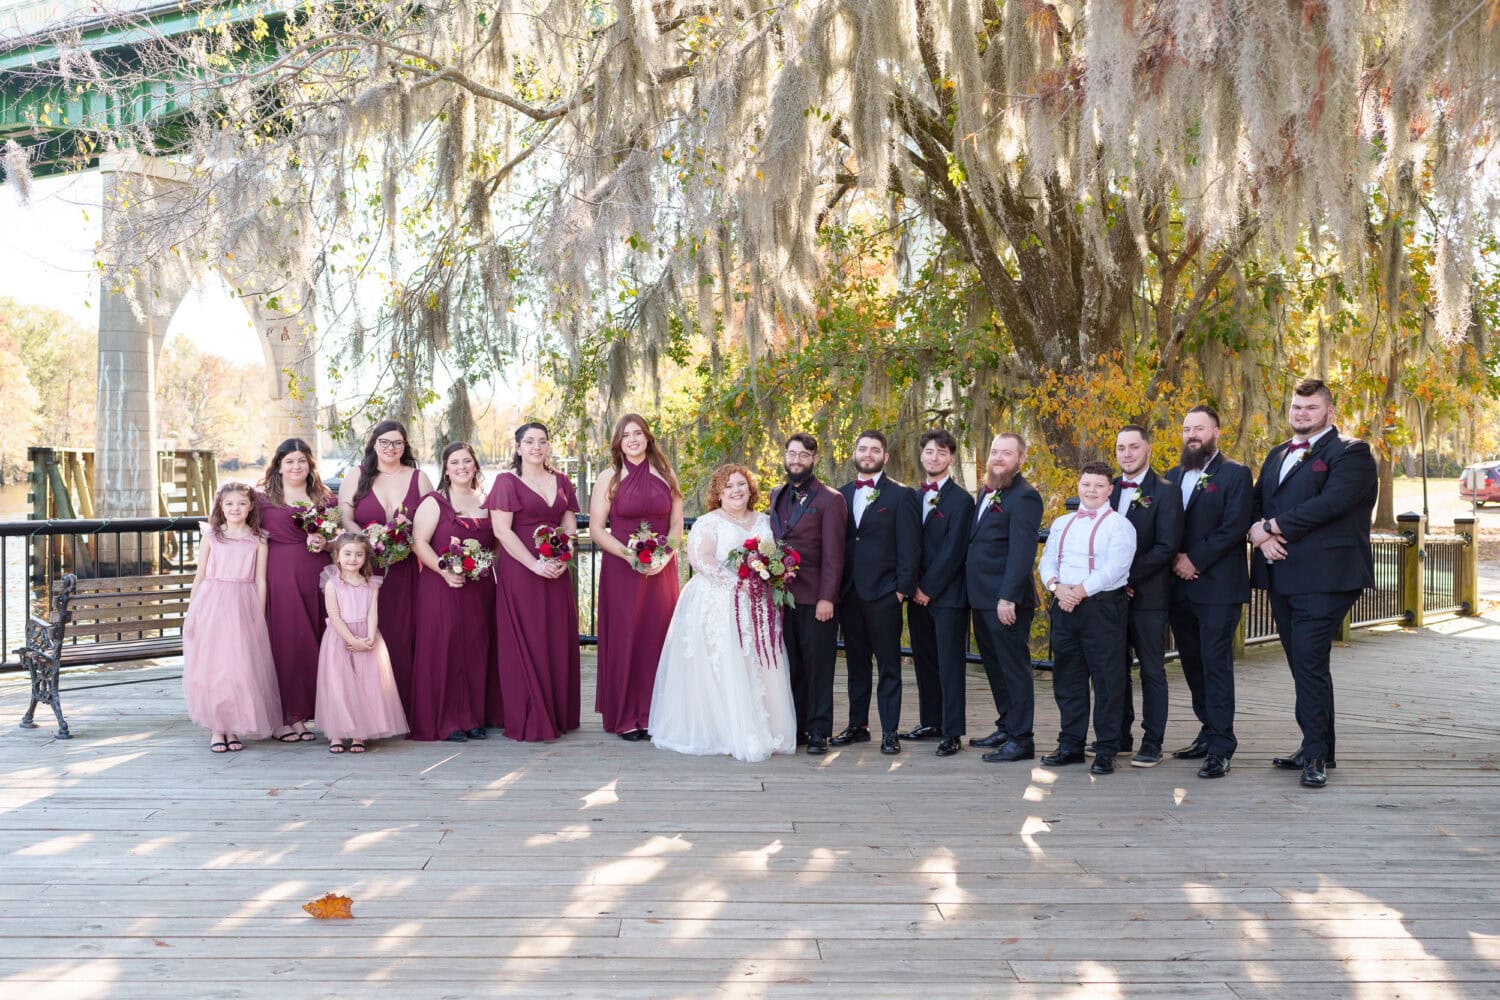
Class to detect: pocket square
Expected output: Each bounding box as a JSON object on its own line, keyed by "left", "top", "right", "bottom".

{"left": 933, "top": 510, "right": 945, "bottom": 519}
{"left": 877, "top": 506, "right": 889, "bottom": 513}
{"left": 1311, "top": 459, "right": 1329, "bottom": 472}
{"left": 1203, "top": 483, "right": 1219, "bottom": 494}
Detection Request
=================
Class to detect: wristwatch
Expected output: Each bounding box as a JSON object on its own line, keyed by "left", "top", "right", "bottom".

{"left": 1261, "top": 518, "right": 1274, "bottom": 536}
{"left": 1047, "top": 579, "right": 1059, "bottom": 593}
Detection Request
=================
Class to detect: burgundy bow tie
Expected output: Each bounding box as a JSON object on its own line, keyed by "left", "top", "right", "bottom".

{"left": 1286, "top": 441, "right": 1310, "bottom": 452}
{"left": 920, "top": 482, "right": 941, "bottom": 493}
{"left": 855, "top": 479, "right": 877, "bottom": 489}
{"left": 1076, "top": 508, "right": 1100, "bottom": 520}
{"left": 1119, "top": 480, "right": 1139, "bottom": 489}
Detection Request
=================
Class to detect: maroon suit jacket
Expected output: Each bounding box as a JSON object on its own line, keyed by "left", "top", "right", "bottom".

{"left": 768, "top": 477, "right": 847, "bottom": 607}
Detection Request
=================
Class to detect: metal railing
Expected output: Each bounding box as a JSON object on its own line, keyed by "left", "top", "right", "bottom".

{"left": 1, "top": 511, "right": 1481, "bottom": 673}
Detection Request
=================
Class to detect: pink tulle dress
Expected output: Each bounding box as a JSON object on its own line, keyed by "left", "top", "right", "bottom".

{"left": 314, "top": 566, "right": 410, "bottom": 741}
{"left": 182, "top": 528, "right": 283, "bottom": 738}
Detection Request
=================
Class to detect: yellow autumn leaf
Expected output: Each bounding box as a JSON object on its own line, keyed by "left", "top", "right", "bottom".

{"left": 302, "top": 893, "right": 354, "bottom": 919}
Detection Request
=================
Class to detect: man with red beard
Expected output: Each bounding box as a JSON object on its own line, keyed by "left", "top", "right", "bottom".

{"left": 966, "top": 432, "right": 1045, "bottom": 763}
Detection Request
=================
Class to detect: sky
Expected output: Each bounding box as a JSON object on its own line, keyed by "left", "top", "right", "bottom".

{"left": 0, "top": 171, "right": 265, "bottom": 363}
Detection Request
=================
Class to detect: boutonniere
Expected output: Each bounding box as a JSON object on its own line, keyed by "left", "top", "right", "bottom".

{"left": 987, "top": 489, "right": 1005, "bottom": 512}
{"left": 1311, "top": 459, "right": 1328, "bottom": 473}
{"left": 1131, "top": 494, "right": 1153, "bottom": 510}
{"left": 1194, "top": 470, "right": 1217, "bottom": 495}
{"left": 792, "top": 489, "right": 808, "bottom": 506}
{"left": 866, "top": 489, "right": 881, "bottom": 504}
{"left": 926, "top": 493, "right": 940, "bottom": 508}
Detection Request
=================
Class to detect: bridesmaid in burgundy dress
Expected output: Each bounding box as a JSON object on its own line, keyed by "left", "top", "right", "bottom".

{"left": 485, "top": 421, "right": 581, "bottom": 741}
{"left": 258, "top": 438, "right": 335, "bottom": 742}
{"left": 589, "top": 414, "right": 683, "bottom": 741}
{"left": 408, "top": 442, "right": 498, "bottom": 741}
{"left": 339, "top": 420, "right": 433, "bottom": 713}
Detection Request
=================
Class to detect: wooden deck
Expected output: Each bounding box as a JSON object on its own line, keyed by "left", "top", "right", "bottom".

{"left": 3, "top": 616, "right": 1500, "bottom": 999}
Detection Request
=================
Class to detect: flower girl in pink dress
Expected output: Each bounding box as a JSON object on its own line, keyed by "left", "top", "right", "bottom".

{"left": 315, "top": 533, "right": 409, "bottom": 753}
{"left": 183, "top": 483, "right": 283, "bottom": 752}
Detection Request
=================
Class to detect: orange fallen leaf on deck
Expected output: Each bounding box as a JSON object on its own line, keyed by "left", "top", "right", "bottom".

{"left": 303, "top": 893, "right": 354, "bottom": 919}
{"left": 153, "top": 939, "right": 170, "bottom": 947}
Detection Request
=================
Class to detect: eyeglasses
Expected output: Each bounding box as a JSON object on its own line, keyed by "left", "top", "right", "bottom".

{"left": 784, "top": 450, "right": 815, "bottom": 460}
{"left": 375, "top": 438, "right": 405, "bottom": 450}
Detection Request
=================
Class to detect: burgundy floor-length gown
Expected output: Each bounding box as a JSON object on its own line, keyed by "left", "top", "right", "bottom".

{"left": 596, "top": 459, "right": 679, "bottom": 733}
{"left": 353, "top": 470, "right": 423, "bottom": 712}
{"left": 260, "top": 495, "right": 332, "bottom": 726}
{"left": 485, "top": 471, "right": 581, "bottom": 741}
{"left": 408, "top": 492, "right": 499, "bottom": 740}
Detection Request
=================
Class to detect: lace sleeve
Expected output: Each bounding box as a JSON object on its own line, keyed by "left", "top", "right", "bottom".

{"left": 687, "top": 515, "right": 735, "bottom": 584}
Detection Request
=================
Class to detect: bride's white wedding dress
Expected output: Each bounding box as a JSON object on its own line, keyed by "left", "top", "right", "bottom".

{"left": 649, "top": 510, "right": 797, "bottom": 762}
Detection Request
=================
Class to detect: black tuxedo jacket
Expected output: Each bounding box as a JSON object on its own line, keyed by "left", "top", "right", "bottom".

{"left": 1110, "top": 468, "right": 1183, "bottom": 611}
{"left": 965, "top": 474, "right": 1044, "bottom": 611}
{"left": 839, "top": 476, "right": 921, "bottom": 602}
{"left": 769, "top": 477, "right": 847, "bottom": 606}
{"left": 1250, "top": 428, "right": 1377, "bottom": 595}
{"left": 916, "top": 479, "right": 975, "bottom": 608}
{"left": 1164, "top": 453, "right": 1253, "bottom": 605}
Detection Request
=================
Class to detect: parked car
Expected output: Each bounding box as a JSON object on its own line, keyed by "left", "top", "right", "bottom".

{"left": 1459, "top": 462, "right": 1500, "bottom": 506}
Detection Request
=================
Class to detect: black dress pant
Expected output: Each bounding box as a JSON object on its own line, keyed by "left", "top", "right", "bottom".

{"left": 785, "top": 602, "right": 838, "bottom": 740}
{"left": 1168, "top": 600, "right": 1240, "bottom": 757}
{"left": 971, "top": 603, "right": 1035, "bottom": 743}
{"left": 842, "top": 591, "right": 904, "bottom": 733}
{"left": 908, "top": 602, "right": 969, "bottom": 738}
{"left": 1269, "top": 588, "right": 1360, "bottom": 761}
{"left": 1049, "top": 589, "right": 1128, "bottom": 754}
{"left": 1120, "top": 606, "right": 1169, "bottom": 749}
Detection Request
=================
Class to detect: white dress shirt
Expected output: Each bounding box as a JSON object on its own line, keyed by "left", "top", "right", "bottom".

{"left": 920, "top": 475, "right": 949, "bottom": 522}
{"left": 851, "top": 471, "right": 883, "bottom": 528}
{"left": 1038, "top": 504, "right": 1138, "bottom": 596}
{"left": 1179, "top": 451, "right": 1218, "bottom": 507}
{"left": 1279, "top": 425, "right": 1335, "bottom": 483}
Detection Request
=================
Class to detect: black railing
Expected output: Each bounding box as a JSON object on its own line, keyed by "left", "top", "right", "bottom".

{"left": 1424, "top": 534, "right": 1465, "bottom": 616}
{"left": 0, "top": 512, "right": 1474, "bottom": 673}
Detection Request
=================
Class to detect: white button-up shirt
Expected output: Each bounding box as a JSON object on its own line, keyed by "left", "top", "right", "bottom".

{"left": 1179, "top": 452, "right": 1218, "bottom": 507}
{"left": 852, "top": 471, "right": 884, "bottom": 527}
{"left": 920, "top": 475, "right": 949, "bottom": 522}
{"left": 1038, "top": 505, "right": 1138, "bottom": 596}
{"left": 1279, "top": 425, "right": 1335, "bottom": 483}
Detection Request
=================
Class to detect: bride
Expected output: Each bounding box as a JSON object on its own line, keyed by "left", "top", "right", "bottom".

{"left": 649, "top": 464, "right": 798, "bottom": 762}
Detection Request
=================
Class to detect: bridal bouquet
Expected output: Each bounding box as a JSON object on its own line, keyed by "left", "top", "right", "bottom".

{"left": 436, "top": 536, "right": 495, "bottom": 581}
{"left": 364, "top": 508, "right": 413, "bottom": 568}
{"left": 726, "top": 537, "right": 800, "bottom": 608}
{"left": 289, "top": 500, "right": 340, "bottom": 552}
{"left": 533, "top": 525, "right": 575, "bottom": 564}
{"left": 626, "top": 521, "right": 673, "bottom": 573}
{"left": 726, "top": 537, "right": 801, "bottom": 672}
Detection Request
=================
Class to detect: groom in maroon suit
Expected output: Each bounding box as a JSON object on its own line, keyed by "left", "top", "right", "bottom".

{"left": 769, "top": 433, "right": 848, "bottom": 754}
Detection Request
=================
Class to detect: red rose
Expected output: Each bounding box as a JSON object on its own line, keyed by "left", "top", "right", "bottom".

{"left": 462, "top": 557, "right": 476, "bottom": 572}
{"left": 539, "top": 543, "right": 554, "bottom": 557}
{"left": 738, "top": 564, "right": 751, "bottom": 579}
{"left": 744, "top": 537, "right": 759, "bottom": 550}
{"left": 637, "top": 550, "right": 653, "bottom": 564}
{"left": 560, "top": 552, "right": 572, "bottom": 562}
{"left": 784, "top": 550, "right": 800, "bottom": 566}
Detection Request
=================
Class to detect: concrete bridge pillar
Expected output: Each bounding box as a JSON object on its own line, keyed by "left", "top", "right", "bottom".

{"left": 246, "top": 288, "right": 321, "bottom": 452}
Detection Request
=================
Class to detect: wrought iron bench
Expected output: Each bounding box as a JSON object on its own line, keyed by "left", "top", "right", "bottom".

{"left": 16, "top": 571, "right": 195, "bottom": 738}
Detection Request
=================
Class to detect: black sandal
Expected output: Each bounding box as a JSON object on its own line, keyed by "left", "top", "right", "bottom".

{"left": 226, "top": 739, "right": 244, "bottom": 752}
{"left": 297, "top": 730, "right": 317, "bottom": 742}
{"left": 328, "top": 741, "right": 348, "bottom": 754}
{"left": 349, "top": 740, "right": 367, "bottom": 754}
{"left": 210, "top": 741, "right": 229, "bottom": 754}
{"left": 275, "top": 731, "right": 301, "bottom": 743}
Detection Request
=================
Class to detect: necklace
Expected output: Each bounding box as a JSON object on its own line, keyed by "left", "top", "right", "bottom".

{"left": 722, "top": 508, "right": 757, "bottom": 529}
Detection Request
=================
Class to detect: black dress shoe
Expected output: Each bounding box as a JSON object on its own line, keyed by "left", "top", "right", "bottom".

{"left": 1041, "top": 747, "right": 1087, "bottom": 766}
{"left": 880, "top": 734, "right": 901, "bottom": 755}
{"left": 466, "top": 727, "right": 488, "bottom": 740}
{"left": 935, "top": 737, "right": 961, "bottom": 756}
{"left": 1301, "top": 759, "right": 1328, "bottom": 787}
{"left": 1197, "top": 754, "right": 1231, "bottom": 778}
{"left": 1273, "top": 753, "right": 1337, "bottom": 770}
{"left": 981, "top": 740, "right": 1034, "bottom": 763}
{"left": 619, "top": 729, "right": 649, "bottom": 742}
{"left": 899, "top": 724, "right": 940, "bottom": 741}
{"left": 1131, "top": 744, "right": 1163, "bottom": 768}
{"left": 806, "top": 737, "right": 829, "bottom": 755}
{"left": 969, "top": 728, "right": 1009, "bottom": 749}
{"left": 445, "top": 730, "right": 468, "bottom": 742}
{"left": 1086, "top": 739, "right": 1133, "bottom": 757}
{"left": 1172, "top": 740, "right": 1209, "bottom": 760}
{"left": 829, "top": 726, "right": 871, "bottom": 746}
{"left": 1090, "top": 755, "right": 1115, "bottom": 775}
